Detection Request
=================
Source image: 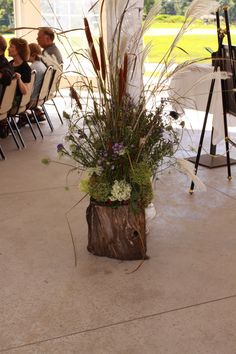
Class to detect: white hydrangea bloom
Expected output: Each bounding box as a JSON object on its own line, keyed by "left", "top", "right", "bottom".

{"left": 110, "top": 180, "right": 131, "bottom": 201}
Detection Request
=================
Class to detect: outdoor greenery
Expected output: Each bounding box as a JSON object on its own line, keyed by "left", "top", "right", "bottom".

{"left": 0, "top": 0, "right": 13, "bottom": 31}
{"left": 144, "top": 0, "right": 236, "bottom": 22}
{"left": 144, "top": 34, "right": 218, "bottom": 63}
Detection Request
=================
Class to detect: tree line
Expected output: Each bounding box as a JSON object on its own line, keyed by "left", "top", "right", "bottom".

{"left": 144, "top": 0, "right": 236, "bottom": 22}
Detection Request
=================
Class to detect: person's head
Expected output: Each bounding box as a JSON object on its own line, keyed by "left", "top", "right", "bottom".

{"left": 8, "top": 38, "right": 30, "bottom": 61}
{"left": 29, "top": 42, "right": 42, "bottom": 63}
{"left": 37, "top": 27, "right": 55, "bottom": 49}
{"left": 0, "top": 35, "right": 7, "bottom": 55}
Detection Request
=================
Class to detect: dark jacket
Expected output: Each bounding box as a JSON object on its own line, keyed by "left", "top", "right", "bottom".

{"left": 0, "top": 54, "right": 14, "bottom": 86}
{"left": 0, "top": 54, "right": 14, "bottom": 101}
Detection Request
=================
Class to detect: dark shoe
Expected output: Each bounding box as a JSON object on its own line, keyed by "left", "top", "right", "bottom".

{"left": 0, "top": 123, "right": 9, "bottom": 138}
{"left": 37, "top": 115, "right": 46, "bottom": 122}
{"left": 16, "top": 115, "right": 28, "bottom": 129}
{"left": 31, "top": 109, "right": 46, "bottom": 122}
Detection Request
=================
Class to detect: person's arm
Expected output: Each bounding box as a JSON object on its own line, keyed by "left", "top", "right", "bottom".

{"left": 14, "top": 72, "right": 29, "bottom": 95}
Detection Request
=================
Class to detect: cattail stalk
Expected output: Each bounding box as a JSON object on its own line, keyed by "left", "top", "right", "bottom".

{"left": 84, "top": 18, "right": 93, "bottom": 46}
{"left": 84, "top": 17, "right": 100, "bottom": 72}
{"left": 123, "top": 53, "right": 128, "bottom": 90}
{"left": 118, "top": 67, "right": 124, "bottom": 104}
{"left": 70, "top": 86, "right": 82, "bottom": 110}
{"left": 99, "top": 36, "right": 106, "bottom": 81}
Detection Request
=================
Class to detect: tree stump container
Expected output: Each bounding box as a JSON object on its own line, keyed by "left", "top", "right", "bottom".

{"left": 86, "top": 200, "right": 147, "bottom": 260}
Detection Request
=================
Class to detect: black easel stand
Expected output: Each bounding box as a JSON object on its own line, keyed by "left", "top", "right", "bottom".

{"left": 189, "top": 7, "right": 236, "bottom": 193}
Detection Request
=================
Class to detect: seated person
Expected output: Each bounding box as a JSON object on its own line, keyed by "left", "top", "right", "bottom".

{"left": 0, "top": 35, "right": 14, "bottom": 99}
{"left": 8, "top": 38, "right": 31, "bottom": 127}
{"left": 0, "top": 35, "right": 14, "bottom": 138}
{"left": 28, "top": 43, "right": 46, "bottom": 105}
{"left": 37, "top": 27, "right": 63, "bottom": 67}
{"left": 8, "top": 37, "right": 31, "bottom": 107}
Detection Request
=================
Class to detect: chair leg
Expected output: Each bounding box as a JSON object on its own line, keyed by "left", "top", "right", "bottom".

{"left": 0, "top": 144, "right": 5, "bottom": 159}
{"left": 9, "top": 117, "right": 26, "bottom": 148}
{"left": 7, "top": 118, "right": 21, "bottom": 150}
{"left": 52, "top": 98, "right": 63, "bottom": 124}
{"left": 42, "top": 105, "right": 54, "bottom": 132}
{"left": 25, "top": 112, "right": 37, "bottom": 140}
{"left": 31, "top": 110, "right": 44, "bottom": 138}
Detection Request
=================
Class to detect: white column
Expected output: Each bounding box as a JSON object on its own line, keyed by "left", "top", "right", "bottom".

{"left": 13, "top": 0, "right": 42, "bottom": 42}
{"left": 102, "top": 0, "right": 144, "bottom": 102}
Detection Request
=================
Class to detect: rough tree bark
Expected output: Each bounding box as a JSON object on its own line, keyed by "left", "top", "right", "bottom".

{"left": 86, "top": 200, "right": 147, "bottom": 260}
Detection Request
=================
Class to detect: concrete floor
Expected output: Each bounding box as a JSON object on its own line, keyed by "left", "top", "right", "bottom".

{"left": 1, "top": 101, "right": 236, "bottom": 354}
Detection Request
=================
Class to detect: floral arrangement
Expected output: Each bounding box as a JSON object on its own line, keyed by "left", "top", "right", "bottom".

{"left": 44, "top": 0, "right": 218, "bottom": 211}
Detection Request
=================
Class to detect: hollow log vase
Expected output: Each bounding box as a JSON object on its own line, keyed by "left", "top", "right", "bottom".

{"left": 86, "top": 201, "right": 146, "bottom": 260}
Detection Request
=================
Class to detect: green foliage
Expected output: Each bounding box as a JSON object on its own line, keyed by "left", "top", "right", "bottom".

{"left": 179, "top": 0, "right": 192, "bottom": 15}
{"left": 160, "top": 0, "right": 176, "bottom": 15}
{"left": 0, "top": 0, "right": 13, "bottom": 30}
{"left": 88, "top": 175, "right": 111, "bottom": 202}
{"left": 155, "top": 15, "right": 186, "bottom": 23}
{"left": 130, "top": 162, "right": 154, "bottom": 209}
{"left": 130, "top": 162, "right": 152, "bottom": 186}
{"left": 156, "top": 0, "right": 236, "bottom": 22}
{"left": 144, "top": 0, "right": 156, "bottom": 16}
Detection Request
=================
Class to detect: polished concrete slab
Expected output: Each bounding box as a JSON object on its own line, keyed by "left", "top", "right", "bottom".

{"left": 1, "top": 104, "right": 236, "bottom": 353}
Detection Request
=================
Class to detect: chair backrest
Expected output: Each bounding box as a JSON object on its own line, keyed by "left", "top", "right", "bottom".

{"left": 47, "top": 63, "right": 63, "bottom": 100}
{"left": 0, "top": 78, "right": 17, "bottom": 120}
{"left": 37, "top": 65, "right": 54, "bottom": 106}
{"left": 18, "top": 70, "right": 36, "bottom": 113}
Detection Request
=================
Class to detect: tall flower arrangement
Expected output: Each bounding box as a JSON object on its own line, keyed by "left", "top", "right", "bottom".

{"left": 54, "top": 0, "right": 219, "bottom": 211}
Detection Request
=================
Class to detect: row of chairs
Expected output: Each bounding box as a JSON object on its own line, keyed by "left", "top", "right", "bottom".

{"left": 0, "top": 64, "right": 63, "bottom": 160}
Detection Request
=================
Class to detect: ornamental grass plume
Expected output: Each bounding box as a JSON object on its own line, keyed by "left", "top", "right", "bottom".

{"left": 56, "top": 0, "right": 219, "bottom": 211}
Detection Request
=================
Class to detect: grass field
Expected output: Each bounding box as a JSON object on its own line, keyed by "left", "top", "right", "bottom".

{"left": 144, "top": 28, "right": 236, "bottom": 63}
{"left": 144, "top": 34, "right": 218, "bottom": 63}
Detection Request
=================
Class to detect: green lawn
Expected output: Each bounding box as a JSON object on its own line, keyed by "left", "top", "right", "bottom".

{"left": 144, "top": 34, "right": 216, "bottom": 63}
{"left": 144, "top": 20, "right": 236, "bottom": 63}
{"left": 144, "top": 33, "right": 236, "bottom": 63}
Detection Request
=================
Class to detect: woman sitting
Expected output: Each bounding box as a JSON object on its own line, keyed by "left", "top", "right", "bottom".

{"left": 8, "top": 38, "right": 32, "bottom": 127}
{"left": 8, "top": 38, "right": 31, "bottom": 111}
{"left": 0, "top": 35, "right": 14, "bottom": 138}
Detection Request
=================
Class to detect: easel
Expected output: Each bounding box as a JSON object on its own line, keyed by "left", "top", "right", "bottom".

{"left": 189, "top": 7, "right": 236, "bottom": 193}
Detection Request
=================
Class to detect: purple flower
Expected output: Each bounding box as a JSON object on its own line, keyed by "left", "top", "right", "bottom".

{"left": 112, "top": 142, "right": 124, "bottom": 154}
{"left": 57, "top": 144, "right": 64, "bottom": 152}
